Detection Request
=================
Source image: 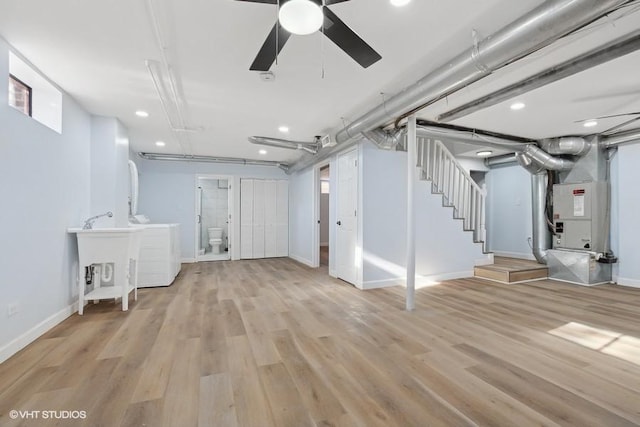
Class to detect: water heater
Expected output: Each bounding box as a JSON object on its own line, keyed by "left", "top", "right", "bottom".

{"left": 552, "top": 181, "right": 607, "bottom": 252}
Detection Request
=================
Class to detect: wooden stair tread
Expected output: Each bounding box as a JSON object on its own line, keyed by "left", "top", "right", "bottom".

{"left": 474, "top": 257, "right": 548, "bottom": 284}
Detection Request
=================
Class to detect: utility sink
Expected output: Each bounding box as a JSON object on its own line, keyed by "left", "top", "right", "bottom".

{"left": 68, "top": 227, "right": 143, "bottom": 314}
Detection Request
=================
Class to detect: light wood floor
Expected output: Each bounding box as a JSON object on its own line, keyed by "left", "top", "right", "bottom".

{"left": 2, "top": 259, "right": 640, "bottom": 427}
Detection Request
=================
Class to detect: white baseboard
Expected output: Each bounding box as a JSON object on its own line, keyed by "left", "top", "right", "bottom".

{"left": 0, "top": 303, "right": 77, "bottom": 364}
{"left": 329, "top": 269, "right": 337, "bottom": 278}
{"left": 181, "top": 258, "right": 196, "bottom": 264}
{"left": 362, "top": 270, "right": 474, "bottom": 290}
{"left": 289, "top": 254, "right": 315, "bottom": 268}
{"left": 614, "top": 276, "right": 640, "bottom": 288}
{"left": 491, "top": 251, "right": 536, "bottom": 261}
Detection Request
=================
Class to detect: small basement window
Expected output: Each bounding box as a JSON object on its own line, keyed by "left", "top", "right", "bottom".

{"left": 8, "top": 51, "right": 62, "bottom": 133}
{"left": 8, "top": 74, "right": 32, "bottom": 116}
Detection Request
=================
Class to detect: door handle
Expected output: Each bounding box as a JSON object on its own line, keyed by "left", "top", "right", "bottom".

{"left": 337, "top": 221, "right": 342, "bottom": 226}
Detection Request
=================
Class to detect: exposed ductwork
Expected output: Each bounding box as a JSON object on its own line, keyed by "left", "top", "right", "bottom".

{"left": 138, "top": 152, "right": 289, "bottom": 171}
{"left": 485, "top": 153, "right": 517, "bottom": 167}
{"left": 437, "top": 27, "right": 640, "bottom": 122}
{"left": 362, "top": 128, "right": 404, "bottom": 150}
{"left": 416, "top": 124, "right": 530, "bottom": 152}
{"left": 522, "top": 144, "right": 575, "bottom": 171}
{"left": 248, "top": 136, "right": 320, "bottom": 154}
{"left": 332, "top": 0, "right": 629, "bottom": 145}
{"left": 602, "top": 127, "right": 640, "bottom": 147}
{"left": 539, "top": 136, "right": 592, "bottom": 156}
{"left": 531, "top": 172, "right": 552, "bottom": 263}
{"left": 516, "top": 152, "right": 546, "bottom": 175}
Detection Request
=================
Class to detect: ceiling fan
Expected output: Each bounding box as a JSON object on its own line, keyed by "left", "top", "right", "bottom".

{"left": 236, "top": 0, "right": 382, "bottom": 71}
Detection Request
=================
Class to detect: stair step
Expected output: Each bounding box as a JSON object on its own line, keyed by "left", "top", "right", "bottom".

{"left": 474, "top": 256, "right": 548, "bottom": 284}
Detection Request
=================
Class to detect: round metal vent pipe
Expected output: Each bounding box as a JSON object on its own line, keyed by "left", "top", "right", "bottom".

{"left": 248, "top": 136, "right": 319, "bottom": 154}
{"left": 539, "top": 137, "right": 591, "bottom": 156}
{"left": 333, "top": 0, "right": 629, "bottom": 145}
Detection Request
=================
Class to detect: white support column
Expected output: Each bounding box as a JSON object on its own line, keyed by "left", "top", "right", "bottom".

{"left": 406, "top": 115, "right": 417, "bottom": 311}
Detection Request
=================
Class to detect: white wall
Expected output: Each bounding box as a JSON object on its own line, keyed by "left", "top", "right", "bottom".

{"left": 288, "top": 167, "right": 315, "bottom": 266}
{"left": 615, "top": 142, "right": 640, "bottom": 287}
{"left": 0, "top": 39, "right": 92, "bottom": 362}
{"left": 136, "top": 158, "right": 287, "bottom": 261}
{"left": 361, "top": 142, "right": 486, "bottom": 288}
{"left": 485, "top": 163, "right": 534, "bottom": 259}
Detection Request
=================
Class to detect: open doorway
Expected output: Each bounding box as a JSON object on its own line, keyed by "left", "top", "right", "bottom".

{"left": 319, "top": 165, "right": 330, "bottom": 267}
{"left": 196, "top": 176, "right": 232, "bottom": 262}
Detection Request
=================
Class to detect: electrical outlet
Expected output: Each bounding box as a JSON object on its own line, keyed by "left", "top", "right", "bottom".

{"left": 7, "top": 303, "right": 19, "bottom": 317}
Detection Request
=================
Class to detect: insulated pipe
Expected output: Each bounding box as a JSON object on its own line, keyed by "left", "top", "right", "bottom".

{"left": 531, "top": 172, "right": 552, "bottom": 264}
{"left": 333, "top": 0, "right": 628, "bottom": 144}
{"left": 603, "top": 128, "right": 640, "bottom": 147}
{"left": 248, "top": 136, "right": 319, "bottom": 154}
{"left": 539, "top": 137, "right": 591, "bottom": 156}
{"left": 523, "top": 145, "right": 575, "bottom": 171}
{"left": 438, "top": 28, "right": 640, "bottom": 122}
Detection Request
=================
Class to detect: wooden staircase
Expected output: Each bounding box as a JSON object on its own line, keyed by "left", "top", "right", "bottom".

{"left": 474, "top": 256, "right": 548, "bottom": 284}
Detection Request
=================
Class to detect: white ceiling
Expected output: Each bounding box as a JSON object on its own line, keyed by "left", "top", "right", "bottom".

{"left": 1, "top": 0, "right": 639, "bottom": 163}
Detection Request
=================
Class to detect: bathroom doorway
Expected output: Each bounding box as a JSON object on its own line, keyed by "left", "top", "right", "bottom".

{"left": 195, "top": 176, "right": 233, "bottom": 262}
{"left": 319, "top": 165, "right": 330, "bottom": 267}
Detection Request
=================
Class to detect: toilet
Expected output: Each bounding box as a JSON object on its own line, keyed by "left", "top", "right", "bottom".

{"left": 208, "top": 227, "right": 223, "bottom": 254}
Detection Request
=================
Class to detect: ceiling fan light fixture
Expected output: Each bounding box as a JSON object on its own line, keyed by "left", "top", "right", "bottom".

{"left": 278, "top": 0, "right": 323, "bottom": 36}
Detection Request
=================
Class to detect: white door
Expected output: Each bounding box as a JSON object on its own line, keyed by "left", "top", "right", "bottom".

{"left": 276, "top": 180, "right": 289, "bottom": 257}
{"left": 252, "top": 179, "right": 266, "bottom": 259}
{"left": 336, "top": 149, "right": 359, "bottom": 285}
{"left": 240, "top": 179, "right": 254, "bottom": 259}
{"left": 264, "top": 180, "right": 277, "bottom": 258}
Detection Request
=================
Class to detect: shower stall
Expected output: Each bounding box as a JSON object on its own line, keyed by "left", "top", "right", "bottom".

{"left": 196, "top": 176, "right": 231, "bottom": 262}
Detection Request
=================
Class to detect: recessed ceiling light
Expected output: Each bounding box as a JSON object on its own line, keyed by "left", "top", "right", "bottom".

{"left": 476, "top": 150, "right": 493, "bottom": 157}
{"left": 390, "top": 0, "right": 411, "bottom": 6}
{"left": 279, "top": 126, "right": 289, "bottom": 133}
{"left": 259, "top": 149, "right": 268, "bottom": 155}
{"left": 135, "top": 110, "right": 149, "bottom": 118}
{"left": 510, "top": 102, "right": 526, "bottom": 111}
{"left": 155, "top": 141, "right": 166, "bottom": 147}
{"left": 583, "top": 120, "right": 598, "bottom": 128}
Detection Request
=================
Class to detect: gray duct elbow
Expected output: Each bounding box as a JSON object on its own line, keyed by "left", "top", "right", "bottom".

{"left": 539, "top": 137, "right": 590, "bottom": 156}
{"left": 362, "top": 128, "right": 404, "bottom": 150}
{"left": 523, "top": 145, "right": 574, "bottom": 171}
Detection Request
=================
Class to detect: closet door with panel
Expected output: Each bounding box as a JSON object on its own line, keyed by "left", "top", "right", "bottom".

{"left": 240, "top": 179, "right": 288, "bottom": 259}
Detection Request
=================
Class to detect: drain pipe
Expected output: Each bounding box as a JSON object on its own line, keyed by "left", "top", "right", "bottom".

{"left": 248, "top": 136, "right": 320, "bottom": 154}
{"left": 334, "top": 0, "right": 628, "bottom": 144}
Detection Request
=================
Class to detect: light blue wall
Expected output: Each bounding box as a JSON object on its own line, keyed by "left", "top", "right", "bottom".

{"left": 0, "top": 38, "right": 92, "bottom": 361}
{"left": 615, "top": 142, "right": 640, "bottom": 286}
{"left": 288, "top": 167, "right": 315, "bottom": 266}
{"left": 362, "top": 142, "right": 486, "bottom": 286}
{"left": 136, "top": 157, "right": 287, "bottom": 260}
{"left": 485, "top": 163, "right": 534, "bottom": 259}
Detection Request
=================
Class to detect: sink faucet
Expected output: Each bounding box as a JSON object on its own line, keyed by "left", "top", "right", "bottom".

{"left": 83, "top": 211, "right": 113, "bottom": 230}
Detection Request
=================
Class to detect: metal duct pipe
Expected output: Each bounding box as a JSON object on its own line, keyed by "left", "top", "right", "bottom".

{"left": 603, "top": 128, "right": 640, "bottom": 147}
{"left": 485, "top": 153, "right": 518, "bottom": 167}
{"left": 539, "top": 137, "right": 591, "bottom": 155}
{"left": 138, "top": 152, "right": 288, "bottom": 170}
{"left": 516, "top": 152, "right": 546, "bottom": 174}
{"left": 531, "top": 172, "right": 552, "bottom": 264}
{"left": 362, "top": 128, "right": 404, "bottom": 150}
{"left": 248, "top": 136, "right": 319, "bottom": 154}
{"left": 523, "top": 145, "right": 575, "bottom": 171}
{"left": 333, "top": 0, "right": 628, "bottom": 144}
{"left": 438, "top": 28, "right": 640, "bottom": 122}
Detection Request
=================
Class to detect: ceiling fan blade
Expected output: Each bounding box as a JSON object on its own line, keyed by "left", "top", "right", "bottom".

{"left": 324, "top": 0, "right": 351, "bottom": 4}
{"left": 250, "top": 22, "right": 292, "bottom": 71}
{"left": 235, "top": 0, "right": 278, "bottom": 4}
{"left": 322, "top": 7, "right": 381, "bottom": 68}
